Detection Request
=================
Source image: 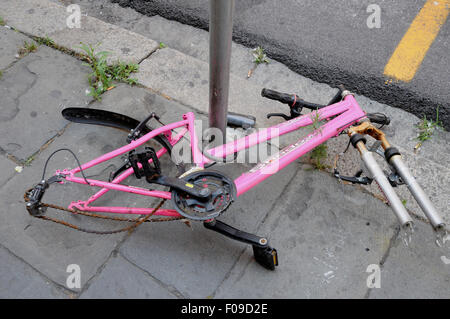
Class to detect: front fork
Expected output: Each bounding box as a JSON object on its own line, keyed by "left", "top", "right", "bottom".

{"left": 348, "top": 122, "right": 445, "bottom": 231}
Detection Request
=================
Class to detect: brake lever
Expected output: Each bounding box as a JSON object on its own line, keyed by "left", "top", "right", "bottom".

{"left": 267, "top": 113, "right": 293, "bottom": 121}
{"left": 267, "top": 107, "right": 302, "bottom": 121}
{"left": 334, "top": 168, "right": 373, "bottom": 185}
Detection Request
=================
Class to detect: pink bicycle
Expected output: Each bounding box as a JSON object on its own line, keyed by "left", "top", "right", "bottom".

{"left": 24, "top": 86, "right": 445, "bottom": 270}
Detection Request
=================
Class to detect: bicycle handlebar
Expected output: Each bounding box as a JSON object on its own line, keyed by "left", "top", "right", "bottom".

{"left": 366, "top": 113, "right": 391, "bottom": 126}
{"left": 261, "top": 88, "right": 326, "bottom": 110}
{"left": 262, "top": 87, "right": 391, "bottom": 126}
{"left": 261, "top": 88, "right": 295, "bottom": 105}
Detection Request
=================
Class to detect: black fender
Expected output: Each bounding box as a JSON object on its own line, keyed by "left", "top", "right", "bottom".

{"left": 61, "top": 107, "right": 172, "bottom": 154}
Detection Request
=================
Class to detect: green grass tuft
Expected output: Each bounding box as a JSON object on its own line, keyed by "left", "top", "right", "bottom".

{"left": 310, "top": 143, "right": 328, "bottom": 170}
{"left": 18, "top": 41, "right": 38, "bottom": 57}
{"left": 79, "top": 43, "right": 139, "bottom": 100}
{"left": 36, "top": 36, "right": 55, "bottom": 46}
{"left": 415, "top": 106, "right": 444, "bottom": 151}
{"left": 252, "top": 46, "right": 269, "bottom": 65}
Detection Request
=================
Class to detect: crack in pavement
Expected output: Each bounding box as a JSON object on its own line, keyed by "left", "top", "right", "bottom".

{"left": 0, "top": 242, "right": 75, "bottom": 298}
{"left": 363, "top": 224, "right": 400, "bottom": 299}
{"left": 118, "top": 252, "right": 187, "bottom": 299}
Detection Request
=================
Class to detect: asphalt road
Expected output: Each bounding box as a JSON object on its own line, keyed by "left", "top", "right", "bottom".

{"left": 111, "top": 0, "right": 450, "bottom": 129}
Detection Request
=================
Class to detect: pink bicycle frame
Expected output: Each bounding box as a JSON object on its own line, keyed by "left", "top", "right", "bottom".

{"left": 58, "top": 94, "right": 366, "bottom": 218}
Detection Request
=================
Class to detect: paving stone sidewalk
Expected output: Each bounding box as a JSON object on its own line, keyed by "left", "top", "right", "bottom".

{"left": 0, "top": 0, "right": 449, "bottom": 299}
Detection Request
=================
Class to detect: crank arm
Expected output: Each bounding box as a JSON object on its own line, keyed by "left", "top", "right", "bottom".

{"left": 204, "top": 220, "right": 278, "bottom": 270}
{"left": 151, "top": 175, "right": 211, "bottom": 199}
{"left": 204, "top": 219, "right": 268, "bottom": 247}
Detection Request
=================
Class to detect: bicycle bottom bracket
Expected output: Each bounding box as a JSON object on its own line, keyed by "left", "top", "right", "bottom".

{"left": 171, "top": 170, "right": 236, "bottom": 221}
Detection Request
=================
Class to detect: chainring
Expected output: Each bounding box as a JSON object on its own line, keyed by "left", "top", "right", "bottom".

{"left": 171, "top": 170, "right": 236, "bottom": 221}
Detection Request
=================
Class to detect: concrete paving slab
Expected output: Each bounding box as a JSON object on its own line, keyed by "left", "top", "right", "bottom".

{"left": 131, "top": 15, "right": 255, "bottom": 79}
{"left": 0, "top": 27, "right": 30, "bottom": 70}
{"left": 0, "top": 245, "right": 68, "bottom": 298}
{"left": 50, "top": 0, "right": 255, "bottom": 78}
{"left": 0, "top": 46, "right": 91, "bottom": 162}
{"left": 0, "top": 122, "right": 135, "bottom": 290}
{"left": 0, "top": 0, "right": 158, "bottom": 64}
{"left": 87, "top": 83, "right": 193, "bottom": 126}
{"left": 249, "top": 60, "right": 338, "bottom": 106}
{"left": 369, "top": 220, "right": 450, "bottom": 299}
{"left": 136, "top": 48, "right": 302, "bottom": 133}
{"left": 51, "top": 15, "right": 159, "bottom": 64}
{"left": 79, "top": 254, "right": 177, "bottom": 299}
{"left": 0, "top": 155, "right": 17, "bottom": 186}
{"left": 0, "top": 0, "right": 68, "bottom": 36}
{"left": 215, "top": 167, "right": 400, "bottom": 299}
{"left": 0, "top": 83, "right": 219, "bottom": 292}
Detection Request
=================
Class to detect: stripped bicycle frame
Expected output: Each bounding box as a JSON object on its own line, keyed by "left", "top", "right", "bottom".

{"left": 58, "top": 94, "right": 366, "bottom": 217}
{"left": 27, "top": 87, "right": 447, "bottom": 270}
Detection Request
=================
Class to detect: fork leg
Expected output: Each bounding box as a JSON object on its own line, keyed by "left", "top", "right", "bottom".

{"left": 356, "top": 141, "right": 414, "bottom": 228}
{"left": 389, "top": 154, "right": 445, "bottom": 230}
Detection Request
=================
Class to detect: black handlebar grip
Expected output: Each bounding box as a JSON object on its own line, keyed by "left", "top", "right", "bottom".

{"left": 367, "top": 113, "right": 391, "bottom": 126}
{"left": 261, "top": 88, "right": 295, "bottom": 106}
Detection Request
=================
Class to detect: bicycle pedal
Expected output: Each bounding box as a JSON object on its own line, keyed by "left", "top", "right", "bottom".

{"left": 252, "top": 245, "right": 278, "bottom": 271}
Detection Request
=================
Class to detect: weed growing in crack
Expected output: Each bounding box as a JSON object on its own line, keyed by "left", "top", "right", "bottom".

{"left": 18, "top": 41, "right": 38, "bottom": 57}
{"left": 79, "top": 43, "right": 139, "bottom": 100}
{"left": 108, "top": 61, "right": 139, "bottom": 85}
{"left": 310, "top": 143, "right": 328, "bottom": 170}
{"left": 24, "top": 154, "right": 36, "bottom": 166}
{"left": 36, "top": 36, "right": 55, "bottom": 46}
{"left": 252, "top": 46, "right": 269, "bottom": 65}
{"left": 414, "top": 106, "right": 444, "bottom": 152}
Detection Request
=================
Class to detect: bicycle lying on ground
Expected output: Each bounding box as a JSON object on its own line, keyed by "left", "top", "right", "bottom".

{"left": 24, "top": 85, "right": 446, "bottom": 270}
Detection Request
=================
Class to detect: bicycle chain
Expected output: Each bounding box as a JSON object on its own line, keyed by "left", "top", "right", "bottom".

{"left": 24, "top": 189, "right": 183, "bottom": 235}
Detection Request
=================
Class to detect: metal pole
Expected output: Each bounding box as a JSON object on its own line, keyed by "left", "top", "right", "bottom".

{"left": 209, "top": 0, "right": 235, "bottom": 143}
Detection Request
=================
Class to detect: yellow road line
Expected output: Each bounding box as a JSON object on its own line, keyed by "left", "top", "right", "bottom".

{"left": 384, "top": 0, "right": 450, "bottom": 82}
